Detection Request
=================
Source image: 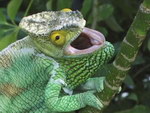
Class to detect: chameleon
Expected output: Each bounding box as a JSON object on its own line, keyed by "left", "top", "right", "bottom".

{"left": 0, "top": 9, "right": 114, "bottom": 113}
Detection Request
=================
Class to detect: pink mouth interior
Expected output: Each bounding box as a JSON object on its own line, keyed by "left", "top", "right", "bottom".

{"left": 65, "top": 27, "right": 105, "bottom": 55}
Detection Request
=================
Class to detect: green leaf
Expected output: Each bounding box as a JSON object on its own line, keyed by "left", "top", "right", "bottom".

{"left": 96, "top": 26, "right": 108, "bottom": 37}
{"left": 46, "top": 0, "right": 53, "bottom": 10}
{"left": 7, "top": 0, "right": 23, "bottom": 21}
{"left": 0, "top": 29, "right": 15, "bottom": 39}
{"left": 115, "top": 105, "right": 150, "bottom": 113}
{"left": 113, "top": 42, "right": 121, "bottom": 55}
{"left": 0, "top": 23, "right": 14, "bottom": 29}
{"left": 105, "top": 16, "right": 123, "bottom": 32}
{"left": 0, "top": 9, "right": 6, "bottom": 22}
{"left": 0, "top": 28, "right": 19, "bottom": 50}
{"left": 81, "top": 0, "right": 92, "bottom": 17}
{"left": 57, "top": 0, "right": 72, "bottom": 10}
{"left": 124, "top": 75, "right": 135, "bottom": 88}
{"left": 133, "top": 54, "right": 145, "bottom": 65}
{"left": 0, "top": 23, "right": 16, "bottom": 39}
{"left": 98, "top": 4, "right": 114, "bottom": 21}
{"left": 127, "top": 93, "right": 138, "bottom": 102}
{"left": 87, "top": 14, "right": 93, "bottom": 25}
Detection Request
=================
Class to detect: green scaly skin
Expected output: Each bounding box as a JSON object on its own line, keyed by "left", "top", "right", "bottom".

{"left": 0, "top": 10, "right": 114, "bottom": 113}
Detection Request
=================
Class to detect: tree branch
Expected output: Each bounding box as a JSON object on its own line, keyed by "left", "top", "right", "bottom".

{"left": 79, "top": 0, "right": 150, "bottom": 112}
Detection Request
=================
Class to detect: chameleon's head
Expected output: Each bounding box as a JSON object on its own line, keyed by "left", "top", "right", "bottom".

{"left": 19, "top": 9, "right": 114, "bottom": 58}
{"left": 20, "top": 9, "right": 86, "bottom": 57}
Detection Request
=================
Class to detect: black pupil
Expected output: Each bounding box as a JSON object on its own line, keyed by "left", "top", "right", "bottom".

{"left": 55, "top": 36, "right": 60, "bottom": 40}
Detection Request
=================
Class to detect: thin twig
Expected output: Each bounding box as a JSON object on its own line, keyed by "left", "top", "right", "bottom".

{"left": 91, "top": 0, "right": 98, "bottom": 29}
{"left": 133, "top": 64, "right": 150, "bottom": 78}
{"left": 24, "top": 0, "right": 34, "bottom": 17}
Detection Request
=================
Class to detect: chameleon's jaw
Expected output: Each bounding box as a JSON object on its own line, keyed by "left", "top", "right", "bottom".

{"left": 65, "top": 27, "right": 105, "bottom": 55}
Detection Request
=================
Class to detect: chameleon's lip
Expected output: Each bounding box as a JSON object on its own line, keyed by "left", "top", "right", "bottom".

{"left": 65, "top": 27, "right": 105, "bottom": 55}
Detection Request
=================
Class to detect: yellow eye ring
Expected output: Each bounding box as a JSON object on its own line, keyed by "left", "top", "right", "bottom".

{"left": 50, "top": 31, "right": 66, "bottom": 46}
{"left": 61, "top": 8, "right": 72, "bottom": 12}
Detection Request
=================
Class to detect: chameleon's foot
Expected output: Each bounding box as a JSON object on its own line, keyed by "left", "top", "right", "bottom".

{"left": 45, "top": 82, "right": 104, "bottom": 112}
{"left": 81, "top": 91, "right": 103, "bottom": 110}
{"left": 80, "top": 77, "right": 105, "bottom": 92}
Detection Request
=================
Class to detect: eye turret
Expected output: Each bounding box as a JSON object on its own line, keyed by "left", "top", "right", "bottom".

{"left": 50, "top": 31, "right": 67, "bottom": 46}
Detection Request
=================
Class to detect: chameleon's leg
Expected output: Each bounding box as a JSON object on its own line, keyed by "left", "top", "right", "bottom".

{"left": 79, "top": 77, "right": 105, "bottom": 92}
{"left": 45, "top": 79, "right": 103, "bottom": 112}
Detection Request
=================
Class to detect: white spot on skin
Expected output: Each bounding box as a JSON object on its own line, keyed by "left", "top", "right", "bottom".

{"left": 113, "top": 61, "right": 131, "bottom": 71}
{"left": 43, "top": 14, "right": 50, "bottom": 20}
{"left": 17, "top": 48, "right": 35, "bottom": 54}
{"left": 63, "top": 87, "right": 73, "bottom": 95}
{"left": 52, "top": 79, "right": 67, "bottom": 86}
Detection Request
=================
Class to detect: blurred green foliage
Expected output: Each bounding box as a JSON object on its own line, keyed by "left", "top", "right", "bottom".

{"left": 0, "top": 0, "right": 150, "bottom": 113}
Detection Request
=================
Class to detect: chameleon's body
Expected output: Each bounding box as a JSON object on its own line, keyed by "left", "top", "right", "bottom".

{"left": 0, "top": 9, "right": 114, "bottom": 113}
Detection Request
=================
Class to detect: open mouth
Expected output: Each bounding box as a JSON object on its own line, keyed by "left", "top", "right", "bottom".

{"left": 65, "top": 27, "right": 105, "bottom": 55}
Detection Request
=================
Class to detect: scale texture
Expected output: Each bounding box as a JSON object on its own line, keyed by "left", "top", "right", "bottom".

{"left": 0, "top": 10, "right": 114, "bottom": 113}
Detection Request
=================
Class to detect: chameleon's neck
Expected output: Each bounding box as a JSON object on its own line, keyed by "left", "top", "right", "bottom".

{"left": 57, "top": 55, "right": 101, "bottom": 89}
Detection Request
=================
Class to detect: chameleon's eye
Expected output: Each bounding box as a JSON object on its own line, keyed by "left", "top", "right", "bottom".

{"left": 61, "top": 8, "right": 72, "bottom": 12}
{"left": 50, "top": 31, "right": 66, "bottom": 46}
